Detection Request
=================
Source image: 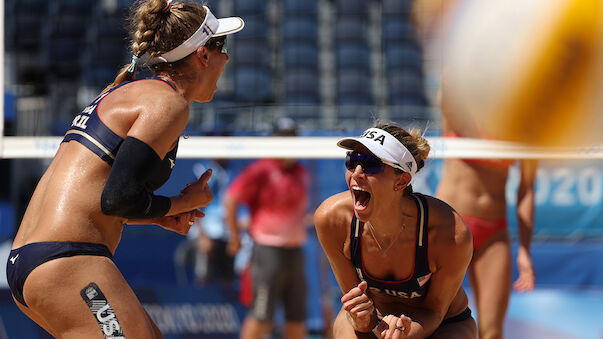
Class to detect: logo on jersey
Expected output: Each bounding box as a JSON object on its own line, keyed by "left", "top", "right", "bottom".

{"left": 417, "top": 273, "right": 432, "bottom": 287}
{"left": 9, "top": 254, "right": 19, "bottom": 264}
{"left": 367, "top": 286, "right": 424, "bottom": 298}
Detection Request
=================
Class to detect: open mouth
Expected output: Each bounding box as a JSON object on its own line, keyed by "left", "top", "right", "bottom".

{"left": 352, "top": 186, "right": 371, "bottom": 210}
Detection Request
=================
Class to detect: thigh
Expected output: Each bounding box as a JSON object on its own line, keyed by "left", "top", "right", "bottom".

{"left": 23, "top": 255, "right": 162, "bottom": 339}
{"left": 209, "top": 239, "right": 234, "bottom": 279}
{"left": 334, "top": 307, "right": 362, "bottom": 339}
{"left": 249, "top": 246, "right": 282, "bottom": 321}
{"left": 429, "top": 316, "right": 477, "bottom": 339}
{"left": 282, "top": 249, "right": 306, "bottom": 321}
{"left": 14, "top": 296, "right": 57, "bottom": 337}
{"left": 469, "top": 233, "right": 512, "bottom": 324}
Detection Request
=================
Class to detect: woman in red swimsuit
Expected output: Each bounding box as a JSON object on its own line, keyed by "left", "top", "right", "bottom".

{"left": 436, "top": 87, "right": 538, "bottom": 339}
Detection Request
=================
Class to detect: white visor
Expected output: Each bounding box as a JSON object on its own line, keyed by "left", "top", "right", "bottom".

{"left": 337, "top": 128, "right": 418, "bottom": 176}
{"left": 144, "top": 6, "right": 244, "bottom": 65}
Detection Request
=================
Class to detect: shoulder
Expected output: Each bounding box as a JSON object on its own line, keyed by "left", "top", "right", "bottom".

{"left": 138, "top": 81, "right": 188, "bottom": 117}
{"left": 232, "top": 160, "right": 270, "bottom": 183}
{"left": 314, "top": 192, "right": 353, "bottom": 234}
{"left": 245, "top": 159, "right": 273, "bottom": 174}
{"left": 422, "top": 194, "right": 472, "bottom": 253}
{"left": 107, "top": 79, "right": 188, "bottom": 122}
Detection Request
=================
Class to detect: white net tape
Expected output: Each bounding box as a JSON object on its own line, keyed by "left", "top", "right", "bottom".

{"left": 1, "top": 136, "right": 602, "bottom": 159}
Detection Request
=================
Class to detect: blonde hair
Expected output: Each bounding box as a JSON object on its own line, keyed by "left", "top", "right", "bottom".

{"left": 106, "top": 0, "right": 207, "bottom": 90}
{"left": 374, "top": 122, "right": 431, "bottom": 194}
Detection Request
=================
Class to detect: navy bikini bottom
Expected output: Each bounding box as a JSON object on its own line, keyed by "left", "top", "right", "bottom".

{"left": 6, "top": 241, "right": 113, "bottom": 307}
{"left": 440, "top": 307, "right": 472, "bottom": 327}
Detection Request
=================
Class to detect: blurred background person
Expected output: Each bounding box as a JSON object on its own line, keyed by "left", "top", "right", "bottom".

{"left": 436, "top": 86, "right": 537, "bottom": 339}
{"left": 174, "top": 157, "right": 237, "bottom": 286}
{"left": 225, "top": 117, "right": 311, "bottom": 339}
{"left": 195, "top": 158, "right": 236, "bottom": 285}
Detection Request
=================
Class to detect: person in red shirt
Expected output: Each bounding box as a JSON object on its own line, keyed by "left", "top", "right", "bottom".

{"left": 225, "top": 117, "right": 310, "bottom": 339}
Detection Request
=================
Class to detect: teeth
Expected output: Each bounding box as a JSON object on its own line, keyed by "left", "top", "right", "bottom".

{"left": 352, "top": 186, "right": 369, "bottom": 193}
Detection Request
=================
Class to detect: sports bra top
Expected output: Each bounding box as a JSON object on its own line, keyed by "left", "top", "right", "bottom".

{"left": 443, "top": 133, "right": 515, "bottom": 168}
{"left": 61, "top": 78, "right": 179, "bottom": 191}
{"left": 350, "top": 193, "right": 432, "bottom": 299}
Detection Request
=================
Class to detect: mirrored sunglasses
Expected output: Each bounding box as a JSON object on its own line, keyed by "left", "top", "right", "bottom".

{"left": 345, "top": 151, "right": 386, "bottom": 174}
{"left": 206, "top": 36, "right": 228, "bottom": 54}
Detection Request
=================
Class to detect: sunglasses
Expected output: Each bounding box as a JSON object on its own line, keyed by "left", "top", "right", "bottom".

{"left": 345, "top": 151, "right": 387, "bottom": 174}
{"left": 206, "top": 36, "right": 228, "bottom": 54}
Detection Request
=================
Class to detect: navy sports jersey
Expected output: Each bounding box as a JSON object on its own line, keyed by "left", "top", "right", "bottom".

{"left": 350, "top": 193, "right": 432, "bottom": 299}
{"left": 61, "top": 78, "right": 178, "bottom": 191}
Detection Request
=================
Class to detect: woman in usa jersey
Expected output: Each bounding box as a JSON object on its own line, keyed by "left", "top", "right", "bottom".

{"left": 315, "top": 123, "right": 476, "bottom": 339}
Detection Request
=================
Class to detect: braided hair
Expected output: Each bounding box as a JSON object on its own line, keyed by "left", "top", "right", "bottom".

{"left": 107, "top": 0, "right": 207, "bottom": 90}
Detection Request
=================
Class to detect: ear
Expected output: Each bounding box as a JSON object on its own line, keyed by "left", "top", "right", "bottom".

{"left": 195, "top": 47, "right": 210, "bottom": 67}
{"left": 393, "top": 172, "right": 411, "bottom": 192}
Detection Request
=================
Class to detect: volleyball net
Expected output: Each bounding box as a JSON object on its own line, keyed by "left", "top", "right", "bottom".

{"left": 1, "top": 135, "right": 603, "bottom": 160}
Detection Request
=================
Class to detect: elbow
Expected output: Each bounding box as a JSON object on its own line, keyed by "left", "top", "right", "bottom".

{"left": 100, "top": 191, "right": 124, "bottom": 216}
{"left": 100, "top": 187, "right": 140, "bottom": 217}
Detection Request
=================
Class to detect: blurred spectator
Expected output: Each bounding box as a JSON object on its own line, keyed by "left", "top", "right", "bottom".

{"left": 225, "top": 117, "right": 311, "bottom": 339}
{"left": 191, "top": 158, "right": 235, "bottom": 285}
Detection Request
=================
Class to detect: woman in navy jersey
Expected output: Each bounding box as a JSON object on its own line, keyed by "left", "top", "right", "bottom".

{"left": 6, "top": 0, "right": 243, "bottom": 337}
{"left": 315, "top": 123, "right": 476, "bottom": 339}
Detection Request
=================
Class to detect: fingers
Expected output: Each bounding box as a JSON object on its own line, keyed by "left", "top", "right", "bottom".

{"left": 348, "top": 300, "right": 374, "bottom": 315}
{"left": 197, "top": 168, "right": 213, "bottom": 184}
{"left": 513, "top": 276, "right": 535, "bottom": 292}
{"left": 342, "top": 294, "right": 372, "bottom": 312}
{"left": 341, "top": 281, "right": 369, "bottom": 303}
{"left": 172, "top": 211, "right": 201, "bottom": 235}
{"left": 400, "top": 315, "right": 412, "bottom": 335}
{"left": 358, "top": 280, "right": 368, "bottom": 292}
{"left": 379, "top": 315, "right": 397, "bottom": 339}
{"left": 378, "top": 314, "right": 411, "bottom": 339}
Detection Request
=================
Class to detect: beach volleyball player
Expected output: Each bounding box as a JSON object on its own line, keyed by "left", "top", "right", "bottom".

{"left": 315, "top": 123, "right": 476, "bottom": 338}
{"left": 6, "top": 1, "right": 244, "bottom": 337}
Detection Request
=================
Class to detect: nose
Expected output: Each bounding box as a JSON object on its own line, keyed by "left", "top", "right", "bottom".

{"left": 351, "top": 164, "right": 365, "bottom": 177}
{"left": 225, "top": 53, "right": 230, "bottom": 63}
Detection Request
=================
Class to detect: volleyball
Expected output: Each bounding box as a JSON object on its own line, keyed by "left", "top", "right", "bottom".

{"left": 441, "top": 0, "right": 603, "bottom": 147}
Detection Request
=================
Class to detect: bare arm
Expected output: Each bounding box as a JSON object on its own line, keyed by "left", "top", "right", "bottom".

{"left": 514, "top": 159, "right": 538, "bottom": 292}
{"left": 314, "top": 193, "right": 379, "bottom": 333}
{"left": 403, "top": 207, "right": 473, "bottom": 338}
{"left": 126, "top": 88, "right": 212, "bottom": 215}
{"left": 223, "top": 194, "right": 242, "bottom": 255}
{"left": 125, "top": 210, "right": 205, "bottom": 234}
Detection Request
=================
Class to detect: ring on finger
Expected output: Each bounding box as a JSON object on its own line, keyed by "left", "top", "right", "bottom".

{"left": 188, "top": 221, "right": 194, "bottom": 226}
{"left": 395, "top": 325, "right": 405, "bottom": 331}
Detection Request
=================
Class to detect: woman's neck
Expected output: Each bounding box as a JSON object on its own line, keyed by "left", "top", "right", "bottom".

{"left": 156, "top": 73, "right": 197, "bottom": 104}
{"left": 368, "top": 194, "right": 416, "bottom": 237}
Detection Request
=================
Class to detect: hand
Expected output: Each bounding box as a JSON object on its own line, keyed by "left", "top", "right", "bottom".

{"left": 197, "top": 233, "right": 213, "bottom": 254}
{"left": 178, "top": 169, "right": 213, "bottom": 211}
{"left": 226, "top": 237, "right": 241, "bottom": 256}
{"left": 377, "top": 314, "right": 412, "bottom": 339}
{"left": 513, "top": 248, "right": 535, "bottom": 292}
{"left": 341, "top": 281, "right": 376, "bottom": 333}
{"left": 152, "top": 210, "right": 204, "bottom": 235}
